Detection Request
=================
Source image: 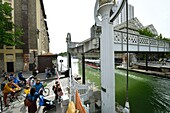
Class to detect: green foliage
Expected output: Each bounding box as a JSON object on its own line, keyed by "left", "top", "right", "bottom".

{"left": 138, "top": 28, "right": 155, "bottom": 37}
{"left": 162, "top": 37, "right": 170, "bottom": 42}
{"left": 0, "top": 2, "right": 24, "bottom": 46}
{"left": 156, "top": 33, "right": 170, "bottom": 42}
{"left": 58, "top": 52, "right": 67, "bottom": 56}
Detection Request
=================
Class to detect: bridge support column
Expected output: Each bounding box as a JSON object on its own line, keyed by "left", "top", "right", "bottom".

{"left": 145, "top": 53, "right": 148, "bottom": 71}
{"left": 82, "top": 53, "right": 85, "bottom": 84}
{"left": 98, "top": 2, "right": 115, "bottom": 113}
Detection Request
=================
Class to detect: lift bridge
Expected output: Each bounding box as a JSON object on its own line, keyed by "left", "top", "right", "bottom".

{"left": 68, "top": 29, "right": 170, "bottom": 57}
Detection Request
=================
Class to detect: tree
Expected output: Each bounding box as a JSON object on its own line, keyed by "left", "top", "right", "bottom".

{"left": 58, "top": 52, "right": 67, "bottom": 56}
{"left": 138, "top": 28, "right": 155, "bottom": 37}
{"left": 0, "top": 2, "right": 23, "bottom": 46}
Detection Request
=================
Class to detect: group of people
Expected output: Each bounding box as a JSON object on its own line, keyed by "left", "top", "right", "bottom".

{"left": 24, "top": 78, "right": 63, "bottom": 113}
{"left": 45, "top": 66, "right": 56, "bottom": 79}
{"left": 24, "top": 78, "right": 56, "bottom": 113}
{"left": 52, "top": 80, "right": 63, "bottom": 103}
{"left": 0, "top": 70, "right": 63, "bottom": 113}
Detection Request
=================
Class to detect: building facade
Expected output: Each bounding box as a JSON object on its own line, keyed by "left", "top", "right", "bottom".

{"left": 114, "top": 3, "right": 134, "bottom": 26}
{"left": 0, "top": 0, "right": 49, "bottom": 72}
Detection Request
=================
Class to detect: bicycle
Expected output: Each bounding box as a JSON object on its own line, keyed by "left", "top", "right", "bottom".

{"left": 42, "top": 82, "right": 50, "bottom": 97}
{"left": 5, "top": 88, "right": 25, "bottom": 108}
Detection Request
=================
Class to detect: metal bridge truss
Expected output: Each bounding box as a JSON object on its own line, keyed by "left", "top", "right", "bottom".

{"left": 69, "top": 30, "right": 170, "bottom": 57}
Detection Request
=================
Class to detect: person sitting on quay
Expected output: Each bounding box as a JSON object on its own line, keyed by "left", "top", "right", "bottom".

{"left": 32, "top": 68, "right": 38, "bottom": 77}
{"left": 18, "top": 71, "right": 26, "bottom": 86}
{"left": 24, "top": 85, "right": 31, "bottom": 96}
{"left": 1, "top": 69, "right": 7, "bottom": 77}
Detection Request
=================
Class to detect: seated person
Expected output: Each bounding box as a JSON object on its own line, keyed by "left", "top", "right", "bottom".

{"left": 13, "top": 74, "right": 22, "bottom": 86}
{"left": 18, "top": 71, "right": 26, "bottom": 85}
{"left": 24, "top": 85, "right": 30, "bottom": 96}
{"left": 39, "top": 90, "right": 55, "bottom": 112}
{"left": 3, "top": 79, "right": 20, "bottom": 107}
{"left": 26, "top": 75, "right": 36, "bottom": 86}
{"left": 32, "top": 68, "right": 38, "bottom": 77}
{"left": 3, "top": 74, "right": 10, "bottom": 82}
{"left": 1, "top": 69, "right": 7, "bottom": 77}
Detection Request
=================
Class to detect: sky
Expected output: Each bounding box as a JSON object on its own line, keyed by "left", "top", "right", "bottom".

{"left": 43, "top": 0, "right": 170, "bottom": 54}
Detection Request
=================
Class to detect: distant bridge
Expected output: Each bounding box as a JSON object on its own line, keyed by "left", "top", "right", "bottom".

{"left": 69, "top": 30, "right": 170, "bottom": 57}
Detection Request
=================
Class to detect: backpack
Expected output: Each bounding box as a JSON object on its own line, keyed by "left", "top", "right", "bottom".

{"left": 24, "top": 98, "right": 32, "bottom": 106}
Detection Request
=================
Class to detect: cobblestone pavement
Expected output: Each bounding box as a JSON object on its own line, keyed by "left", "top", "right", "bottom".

{"left": 0, "top": 72, "right": 69, "bottom": 113}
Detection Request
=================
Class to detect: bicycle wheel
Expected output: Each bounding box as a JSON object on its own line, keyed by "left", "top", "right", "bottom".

{"left": 43, "top": 88, "right": 50, "bottom": 97}
{"left": 17, "top": 94, "right": 25, "bottom": 102}
{"left": 6, "top": 97, "right": 11, "bottom": 106}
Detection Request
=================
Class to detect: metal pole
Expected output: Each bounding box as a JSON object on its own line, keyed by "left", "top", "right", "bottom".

{"left": 0, "top": 95, "right": 2, "bottom": 112}
{"left": 125, "top": 0, "right": 130, "bottom": 112}
{"left": 82, "top": 53, "right": 85, "bottom": 84}
{"left": 98, "top": 2, "right": 115, "bottom": 113}
{"left": 69, "top": 68, "right": 72, "bottom": 102}
{"left": 66, "top": 33, "right": 72, "bottom": 102}
{"left": 60, "top": 62, "right": 62, "bottom": 72}
{"left": 126, "top": 0, "right": 129, "bottom": 102}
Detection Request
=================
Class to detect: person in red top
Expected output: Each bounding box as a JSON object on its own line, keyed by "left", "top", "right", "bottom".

{"left": 3, "top": 78, "right": 20, "bottom": 107}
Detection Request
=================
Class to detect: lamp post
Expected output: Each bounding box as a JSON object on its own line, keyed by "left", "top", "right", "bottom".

{"left": 94, "top": 0, "right": 126, "bottom": 112}
{"left": 98, "top": 2, "right": 115, "bottom": 112}
{"left": 66, "top": 33, "right": 72, "bottom": 102}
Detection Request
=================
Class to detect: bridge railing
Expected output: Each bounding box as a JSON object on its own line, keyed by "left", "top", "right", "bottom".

{"left": 114, "top": 30, "right": 170, "bottom": 49}
{"left": 70, "top": 78, "right": 93, "bottom": 113}
{"left": 68, "top": 30, "right": 170, "bottom": 54}
{"left": 71, "top": 78, "right": 94, "bottom": 102}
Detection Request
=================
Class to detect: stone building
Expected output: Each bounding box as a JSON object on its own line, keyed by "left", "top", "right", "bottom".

{"left": 0, "top": 0, "right": 49, "bottom": 72}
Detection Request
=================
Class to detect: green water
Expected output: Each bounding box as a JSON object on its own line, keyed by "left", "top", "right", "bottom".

{"left": 80, "top": 65, "right": 170, "bottom": 113}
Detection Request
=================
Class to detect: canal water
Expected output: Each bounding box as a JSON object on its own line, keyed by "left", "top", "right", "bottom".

{"left": 115, "top": 69, "right": 170, "bottom": 113}
{"left": 58, "top": 56, "right": 170, "bottom": 113}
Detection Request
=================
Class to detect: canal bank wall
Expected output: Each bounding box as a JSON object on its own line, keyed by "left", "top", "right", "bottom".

{"left": 117, "top": 66, "right": 170, "bottom": 79}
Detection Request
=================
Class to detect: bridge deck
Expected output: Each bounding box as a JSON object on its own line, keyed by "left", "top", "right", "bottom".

{"left": 69, "top": 30, "right": 170, "bottom": 57}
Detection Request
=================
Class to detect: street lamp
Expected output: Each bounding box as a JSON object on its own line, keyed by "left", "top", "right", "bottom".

{"left": 66, "top": 33, "right": 72, "bottom": 102}
{"left": 94, "top": 0, "right": 126, "bottom": 112}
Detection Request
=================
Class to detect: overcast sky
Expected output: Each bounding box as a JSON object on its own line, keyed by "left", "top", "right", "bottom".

{"left": 43, "top": 0, "right": 170, "bottom": 54}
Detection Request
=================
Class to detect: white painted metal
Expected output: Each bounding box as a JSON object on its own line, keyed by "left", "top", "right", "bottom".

{"left": 69, "top": 68, "right": 72, "bottom": 102}
{"left": 69, "top": 30, "right": 170, "bottom": 54}
{"left": 98, "top": 2, "right": 115, "bottom": 113}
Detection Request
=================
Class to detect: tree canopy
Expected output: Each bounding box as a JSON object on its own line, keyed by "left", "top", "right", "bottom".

{"left": 0, "top": 2, "right": 23, "bottom": 46}
{"left": 138, "top": 28, "right": 155, "bottom": 37}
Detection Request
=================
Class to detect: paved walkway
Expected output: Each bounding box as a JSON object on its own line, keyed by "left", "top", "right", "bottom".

{"left": 0, "top": 72, "right": 69, "bottom": 113}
